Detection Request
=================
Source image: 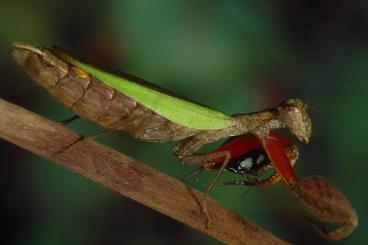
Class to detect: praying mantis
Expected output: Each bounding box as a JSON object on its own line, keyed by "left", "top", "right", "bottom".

{"left": 12, "top": 42, "right": 357, "bottom": 240}
{"left": 12, "top": 41, "right": 310, "bottom": 191}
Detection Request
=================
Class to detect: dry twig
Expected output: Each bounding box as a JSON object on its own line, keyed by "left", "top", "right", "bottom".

{"left": 0, "top": 98, "right": 288, "bottom": 245}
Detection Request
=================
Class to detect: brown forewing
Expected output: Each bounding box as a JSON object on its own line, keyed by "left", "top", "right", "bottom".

{"left": 13, "top": 44, "right": 199, "bottom": 142}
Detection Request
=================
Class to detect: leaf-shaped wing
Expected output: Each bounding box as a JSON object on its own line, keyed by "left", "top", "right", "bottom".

{"left": 12, "top": 42, "right": 199, "bottom": 141}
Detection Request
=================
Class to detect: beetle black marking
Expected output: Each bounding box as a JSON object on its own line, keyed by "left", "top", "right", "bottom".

{"left": 212, "top": 150, "right": 270, "bottom": 175}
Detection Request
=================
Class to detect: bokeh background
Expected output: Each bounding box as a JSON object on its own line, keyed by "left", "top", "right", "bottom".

{"left": 1, "top": 1, "right": 368, "bottom": 244}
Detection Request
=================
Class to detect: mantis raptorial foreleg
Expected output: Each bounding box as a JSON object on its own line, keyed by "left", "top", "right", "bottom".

{"left": 177, "top": 149, "right": 232, "bottom": 228}
{"left": 172, "top": 129, "right": 238, "bottom": 226}
{"left": 202, "top": 151, "right": 231, "bottom": 228}
{"left": 173, "top": 128, "right": 233, "bottom": 161}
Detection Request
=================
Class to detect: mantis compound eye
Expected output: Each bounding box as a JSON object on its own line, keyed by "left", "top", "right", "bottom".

{"left": 278, "top": 98, "right": 312, "bottom": 144}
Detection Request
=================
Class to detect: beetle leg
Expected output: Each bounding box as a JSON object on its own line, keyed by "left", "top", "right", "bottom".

{"left": 221, "top": 171, "right": 282, "bottom": 187}
{"left": 254, "top": 172, "right": 282, "bottom": 186}
{"left": 178, "top": 150, "right": 231, "bottom": 228}
{"left": 221, "top": 177, "right": 259, "bottom": 186}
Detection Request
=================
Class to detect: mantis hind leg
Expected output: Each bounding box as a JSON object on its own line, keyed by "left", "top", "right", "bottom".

{"left": 59, "top": 115, "right": 80, "bottom": 125}
{"left": 55, "top": 110, "right": 162, "bottom": 155}
{"left": 55, "top": 110, "right": 164, "bottom": 156}
{"left": 179, "top": 150, "right": 231, "bottom": 228}
{"left": 202, "top": 151, "right": 231, "bottom": 228}
{"left": 52, "top": 127, "right": 114, "bottom": 156}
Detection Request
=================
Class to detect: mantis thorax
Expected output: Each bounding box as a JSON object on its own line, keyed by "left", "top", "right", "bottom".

{"left": 233, "top": 98, "right": 312, "bottom": 144}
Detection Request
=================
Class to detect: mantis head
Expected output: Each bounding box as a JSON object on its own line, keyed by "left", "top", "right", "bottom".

{"left": 278, "top": 98, "right": 312, "bottom": 144}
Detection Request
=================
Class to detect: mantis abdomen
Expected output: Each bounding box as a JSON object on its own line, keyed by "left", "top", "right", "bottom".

{"left": 13, "top": 43, "right": 198, "bottom": 141}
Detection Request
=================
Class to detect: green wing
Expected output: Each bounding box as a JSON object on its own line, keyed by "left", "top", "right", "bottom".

{"left": 55, "top": 50, "right": 236, "bottom": 130}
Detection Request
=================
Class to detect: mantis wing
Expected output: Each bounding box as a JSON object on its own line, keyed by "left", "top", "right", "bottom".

{"left": 13, "top": 42, "right": 235, "bottom": 141}
{"left": 55, "top": 48, "right": 236, "bottom": 130}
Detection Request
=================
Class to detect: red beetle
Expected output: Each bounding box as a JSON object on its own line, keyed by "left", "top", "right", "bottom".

{"left": 183, "top": 131, "right": 299, "bottom": 187}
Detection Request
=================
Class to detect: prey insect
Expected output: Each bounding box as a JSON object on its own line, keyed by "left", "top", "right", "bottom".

{"left": 183, "top": 132, "right": 299, "bottom": 187}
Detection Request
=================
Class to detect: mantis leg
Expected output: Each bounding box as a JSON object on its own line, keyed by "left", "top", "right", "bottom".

{"left": 179, "top": 151, "right": 231, "bottom": 188}
{"left": 178, "top": 151, "right": 232, "bottom": 195}
{"left": 54, "top": 110, "right": 159, "bottom": 157}
{"left": 179, "top": 150, "right": 231, "bottom": 228}
{"left": 182, "top": 166, "right": 204, "bottom": 182}
{"left": 127, "top": 110, "right": 155, "bottom": 138}
{"left": 52, "top": 127, "right": 114, "bottom": 156}
{"left": 59, "top": 115, "right": 80, "bottom": 125}
{"left": 202, "top": 151, "right": 231, "bottom": 226}
{"left": 172, "top": 128, "right": 230, "bottom": 163}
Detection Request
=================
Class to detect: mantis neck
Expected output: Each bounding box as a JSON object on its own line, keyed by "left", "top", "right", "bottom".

{"left": 233, "top": 109, "right": 284, "bottom": 137}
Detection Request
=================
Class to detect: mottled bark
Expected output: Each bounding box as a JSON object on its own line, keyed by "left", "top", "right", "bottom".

{"left": 0, "top": 98, "right": 288, "bottom": 245}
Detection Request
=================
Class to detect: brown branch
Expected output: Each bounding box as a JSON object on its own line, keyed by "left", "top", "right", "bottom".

{"left": 0, "top": 98, "right": 288, "bottom": 245}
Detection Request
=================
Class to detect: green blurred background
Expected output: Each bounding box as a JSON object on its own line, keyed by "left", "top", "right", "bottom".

{"left": 1, "top": 1, "right": 367, "bottom": 244}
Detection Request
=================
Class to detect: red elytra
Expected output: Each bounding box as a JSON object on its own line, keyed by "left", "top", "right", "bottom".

{"left": 204, "top": 132, "right": 298, "bottom": 185}
{"left": 206, "top": 132, "right": 291, "bottom": 163}
{"left": 263, "top": 134, "right": 298, "bottom": 184}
